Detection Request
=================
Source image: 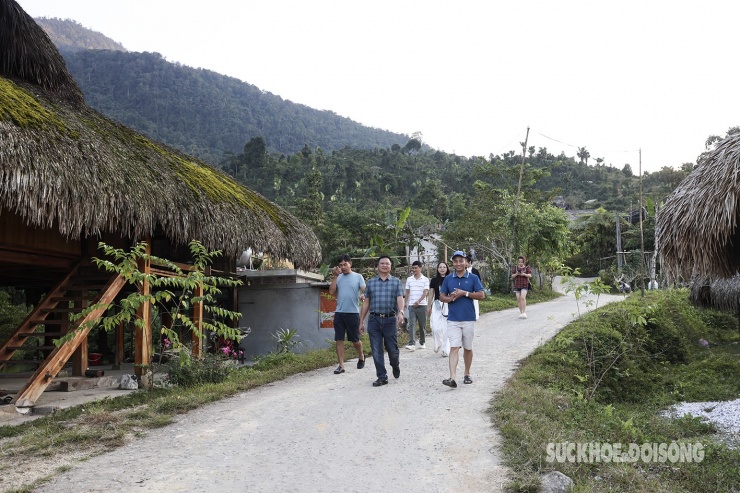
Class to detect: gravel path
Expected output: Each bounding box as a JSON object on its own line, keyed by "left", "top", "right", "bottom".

{"left": 664, "top": 399, "right": 740, "bottom": 447}
{"left": 36, "top": 289, "right": 621, "bottom": 493}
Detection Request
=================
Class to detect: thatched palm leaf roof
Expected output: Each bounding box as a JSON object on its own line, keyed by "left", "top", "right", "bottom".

{"left": 0, "top": 0, "right": 320, "bottom": 267}
{"left": 658, "top": 133, "right": 740, "bottom": 280}
{"left": 690, "top": 276, "right": 740, "bottom": 312}
{"left": 0, "top": 0, "right": 83, "bottom": 105}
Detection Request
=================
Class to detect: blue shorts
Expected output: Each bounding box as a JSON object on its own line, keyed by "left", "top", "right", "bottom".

{"left": 334, "top": 312, "right": 360, "bottom": 342}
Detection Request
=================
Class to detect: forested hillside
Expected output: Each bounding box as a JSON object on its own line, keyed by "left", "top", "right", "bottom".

{"left": 35, "top": 17, "right": 125, "bottom": 52}
{"left": 38, "top": 18, "right": 410, "bottom": 164}
{"left": 35, "top": 16, "right": 701, "bottom": 279}
{"left": 58, "top": 48, "right": 410, "bottom": 164}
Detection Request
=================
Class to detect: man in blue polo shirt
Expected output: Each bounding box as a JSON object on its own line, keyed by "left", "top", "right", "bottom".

{"left": 439, "top": 250, "right": 485, "bottom": 388}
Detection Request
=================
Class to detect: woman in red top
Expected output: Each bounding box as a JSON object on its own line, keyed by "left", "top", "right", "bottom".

{"left": 511, "top": 255, "right": 532, "bottom": 319}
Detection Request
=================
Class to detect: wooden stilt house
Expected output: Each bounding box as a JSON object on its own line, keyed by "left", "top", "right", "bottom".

{"left": 0, "top": 0, "right": 321, "bottom": 409}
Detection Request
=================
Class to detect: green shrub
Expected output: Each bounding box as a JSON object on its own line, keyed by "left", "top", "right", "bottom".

{"left": 252, "top": 352, "right": 299, "bottom": 371}
{"left": 487, "top": 265, "right": 511, "bottom": 294}
{"left": 163, "top": 353, "right": 238, "bottom": 387}
{"left": 492, "top": 288, "right": 740, "bottom": 492}
{"left": 0, "top": 288, "right": 29, "bottom": 345}
{"left": 528, "top": 289, "right": 740, "bottom": 404}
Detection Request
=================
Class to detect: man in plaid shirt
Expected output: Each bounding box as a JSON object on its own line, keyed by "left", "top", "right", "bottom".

{"left": 360, "top": 256, "right": 405, "bottom": 387}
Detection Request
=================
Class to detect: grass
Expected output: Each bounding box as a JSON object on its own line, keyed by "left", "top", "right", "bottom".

{"left": 7, "top": 288, "right": 736, "bottom": 492}
{"left": 489, "top": 289, "right": 740, "bottom": 492}
{"left": 479, "top": 288, "right": 561, "bottom": 313}
{"left": 0, "top": 291, "right": 560, "bottom": 492}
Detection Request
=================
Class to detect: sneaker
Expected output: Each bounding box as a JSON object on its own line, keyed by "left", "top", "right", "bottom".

{"left": 357, "top": 357, "right": 365, "bottom": 370}
{"left": 442, "top": 378, "right": 457, "bottom": 388}
{"left": 372, "top": 378, "right": 388, "bottom": 387}
{"left": 442, "top": 351, "right": 448, "bottom": 358}
{"left": 405, "top": 344, "right": 415, "bottom": 351}
{"left": 392, "top": 366, "right": 400, "bottom": 379}
{"left": 418, "top": 343, "right": 426, "bottom": 350}
{"left": 521, "top": 313, "right": 527, "bottom": 319}
{"left": 333, "top": 366, "right": 345, "bottom": 374}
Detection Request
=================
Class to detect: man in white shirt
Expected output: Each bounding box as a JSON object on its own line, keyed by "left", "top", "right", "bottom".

{"left": 404, "top": 260, "right": 429, "bottom": 351}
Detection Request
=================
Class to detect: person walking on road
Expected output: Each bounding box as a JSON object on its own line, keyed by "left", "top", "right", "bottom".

{"left": 329, "top": 254, "right": 366, "bottom": 374}
{"left": 359, "top": 256, "right": 405, "bottom": 387}
{"left": 427, "top": 261, "right": 451, "bottom": 357}
{"left": 466, "top": 252, "right": 481, "bottom": 321}
{"left": 404, "top": 260, "right": 429, "bottom": 351}
{"left": 439, "top": 250, "right": 485, "bottom": 388}
{"left": 511, "top": 255, "right": 532, "bottom": 319}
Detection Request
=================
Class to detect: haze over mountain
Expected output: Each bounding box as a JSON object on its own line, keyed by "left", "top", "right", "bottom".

{"left": 26, "top": 15, "right": 699, "bottom": 276}
{"left": 35, "top": 17, "right": 126, "bottom": 53}
{"left": 36, "top": 17, "right": 412, "bottom": 165}
{"left": 31, "top": 16, "right": 691, "bottom": 220}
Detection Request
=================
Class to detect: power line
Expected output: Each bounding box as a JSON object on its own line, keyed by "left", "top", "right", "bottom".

{"left": 535, "top": 130, "right": 640, "bottom": 155}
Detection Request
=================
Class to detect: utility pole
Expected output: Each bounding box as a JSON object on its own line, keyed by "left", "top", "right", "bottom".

{"left": 615, "top": 212, "right": 623, "bottom": 273}
{"left": 650, "top": 201, "right": 659, "bottom": 289}
{"left": 639, "top": 148, "right": 645, "bottom": 295}
{"left": 511, "top": 126, "right": 530, "bottom": 262}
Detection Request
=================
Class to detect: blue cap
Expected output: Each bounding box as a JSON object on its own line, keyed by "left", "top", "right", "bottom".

{"left": 451, "top": 250, "right": 466, "bottom": 259}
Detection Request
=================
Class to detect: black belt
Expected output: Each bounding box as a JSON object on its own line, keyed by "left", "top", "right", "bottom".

{"left": 370, "top": 312, "right": 397, "bottom": 318}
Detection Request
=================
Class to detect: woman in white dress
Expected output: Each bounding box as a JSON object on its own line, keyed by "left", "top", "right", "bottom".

{"left": 427, "top": 261, "right": 451, "bottom": 357}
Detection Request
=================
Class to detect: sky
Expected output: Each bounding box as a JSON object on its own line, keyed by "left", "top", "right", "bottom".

{"left": 16, "top": 0, "right": 740, "bottom": 173}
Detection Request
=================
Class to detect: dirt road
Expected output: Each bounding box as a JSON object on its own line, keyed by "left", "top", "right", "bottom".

{"left": 35, "top": 287, "right": 620, "bottom": 493}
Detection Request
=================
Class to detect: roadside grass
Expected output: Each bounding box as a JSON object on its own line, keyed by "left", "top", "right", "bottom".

{"left": 490, "top": 289, "right": 740, "bottom": 492}
{"left": 479, "top": 289, "right": 561, "bottom": 314}
{"left": 0, "top": 288, "right": 567, "bottom": 493}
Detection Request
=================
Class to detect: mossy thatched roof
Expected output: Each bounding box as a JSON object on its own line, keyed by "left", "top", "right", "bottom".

{"left": 0, "top": 0, "right": 320, "bottom": 267}
{"left": 657, "top": 133, "right": 740, "bottom": 281}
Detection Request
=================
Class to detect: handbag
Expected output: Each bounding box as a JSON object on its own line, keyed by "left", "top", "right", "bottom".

{"left": 440, "top": 301, "right": 449, "bottom": 317}
{"left": 527, "top": 281, "right": 533, "bottom": 291}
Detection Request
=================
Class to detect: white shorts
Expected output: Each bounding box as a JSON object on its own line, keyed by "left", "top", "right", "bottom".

{"left": 446, "top": 320, "right": 475, "bottom": 350}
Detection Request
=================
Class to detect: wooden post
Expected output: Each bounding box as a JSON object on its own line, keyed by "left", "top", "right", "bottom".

{"left": 72, "top": 338, "right": 88, "bottom": 376}
{"left": 113, "top": 319, "right": 124, "bottom": 370}
{"left": 71, "top": 300, "right": 87, "bottom": 376}
{"left": 232, "top": 283, "right": 239, "bottom": 329}
{"left": 135, "top": 242, "right": 152, "bottom": 378}
{"left": 191, "top": 281, "right": 204, "bottom": 358}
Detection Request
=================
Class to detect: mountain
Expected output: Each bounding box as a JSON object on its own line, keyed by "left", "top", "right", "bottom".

{"left": 35, "top": 17, "right": 126, "bottom": 52}
{"left": 31, "top": 17, "right": 687, "bottom": 218}
{"left": 36, "top": 18, "right": 411, "bottom": 165}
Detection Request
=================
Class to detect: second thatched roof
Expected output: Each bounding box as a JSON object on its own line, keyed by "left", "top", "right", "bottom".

{"left": 0, "top": 0, "right": 321, "bottom": 268}
{"left": 658, "top": 132, "right": 740, "bottom": 281}
{"left": 689, "top": 275, "right": 740, "bottom": 312}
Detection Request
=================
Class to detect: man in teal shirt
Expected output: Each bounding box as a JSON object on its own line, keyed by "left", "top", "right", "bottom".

{"left": 329, "top": 254, "right": 366, "bottom": 374}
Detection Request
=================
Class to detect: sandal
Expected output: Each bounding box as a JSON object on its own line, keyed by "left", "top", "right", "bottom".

{"left": 463, "top": 375, "right": 473, "bottom": 384}
{"left": 442, "top": 378, "right": 457, "bottom": 388}
{"left": 333, "top": 366, "right": 345, "bottom": 374}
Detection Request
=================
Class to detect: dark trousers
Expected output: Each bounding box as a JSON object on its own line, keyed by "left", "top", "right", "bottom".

{"left": 367, "top": 314, "right": 399, "bottom": 380}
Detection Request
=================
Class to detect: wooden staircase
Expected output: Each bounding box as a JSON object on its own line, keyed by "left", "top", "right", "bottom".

{"left": 0, "top": 259, "right": 126, "bottom": 410}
